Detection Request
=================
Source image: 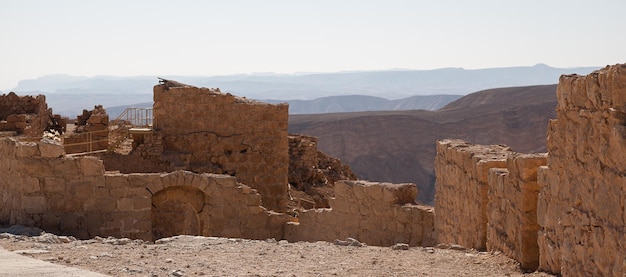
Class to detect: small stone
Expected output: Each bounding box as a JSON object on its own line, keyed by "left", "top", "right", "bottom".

{"left": 449, "top": 244, "right": 466, "bottom": 251}
{"left": 57, "top": 236, "right": 74, "bottom": 243}
{"left": 165, "top": 258, "right": 173, "bottom": 263}
{"left": 170, "top": 269, "right": 185, "bottom": 276}
{"left": 333, "top": 237, "right": 365, "bottom": 247}
{"left": 391, "top": 243, "right": 409, "bottom": 250}
{"left": 12, "top": 249, "right": 50, "bottom": 254}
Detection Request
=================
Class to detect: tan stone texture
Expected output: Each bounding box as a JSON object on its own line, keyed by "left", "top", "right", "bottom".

{"left": 284, "top": 180, "right": 435, "bottom": 247}
{"left": 0, "top": 137, "right": 291, "bottom": 241}
{"left": 0, "top": 92, "right": 52, "bottom": 137}
{"left": 486, "top": 153, "right": 546, "bottom": 271}
{"left": 152, "top": 84, "right": 289, "bottom": 212}
{"left": 537, "top": 64, "right": 626, "bottom": 276}
{"left": 434, "top": 139, "right": 510, "bottom": 250}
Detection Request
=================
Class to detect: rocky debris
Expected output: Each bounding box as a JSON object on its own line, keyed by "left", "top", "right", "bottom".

{"left": 287, "top": 134, "right": 357, "bottom": 209}
{"left": 0, "top": 228, "right": 553, "bottom": 276}
{"left": 333, "top": 237, "right": 366, "bottom": 247}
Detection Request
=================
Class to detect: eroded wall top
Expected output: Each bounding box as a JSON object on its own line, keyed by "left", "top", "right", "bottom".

{"left": 152, "top": 82, "right": 289, "bottom": 212}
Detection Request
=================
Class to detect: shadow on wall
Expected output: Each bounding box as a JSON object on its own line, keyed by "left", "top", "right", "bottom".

{"left": 152, "top": 186, "right": 205, "bottom": 239}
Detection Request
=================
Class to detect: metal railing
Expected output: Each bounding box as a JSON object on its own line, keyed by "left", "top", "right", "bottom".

{"left": 115, "top": 107, "right": 153, "bottom": 127}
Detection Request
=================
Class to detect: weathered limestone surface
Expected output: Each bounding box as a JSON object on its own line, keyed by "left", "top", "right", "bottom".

{"left": 434, "top": 139, "right": 510, "bottom": 250}
{"left": 537, "top": 65, "right": 626, "bottom": 276}
{"left": 0, "top": 92, "right": 52, "bottom": 136}
{"left": 0, "top": 137, "right": 291, "bottom": 241}
{"left": 487, "top": 153, "right": 546, "bottom": 271}
{"left": 285, "top": 180, "right": 435, "bottom": 247}
{"left": 153, "top": 84, "right": 289, "bottom": 212}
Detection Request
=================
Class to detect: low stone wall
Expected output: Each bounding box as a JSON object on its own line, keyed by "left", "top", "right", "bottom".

{"left": 0, "top": 137, "right": 291, "bottom": 241}
{"left": 434, "top": 139, "right": 510, "bottom": 250}
{"left": 537, "top": 65, "right": 626, "bottom": 276}
{"left": 486, "top": 153, "right": 546, "bottom": 271}
{"left": 285, "top": 180, "right": 435, "bottom": 247}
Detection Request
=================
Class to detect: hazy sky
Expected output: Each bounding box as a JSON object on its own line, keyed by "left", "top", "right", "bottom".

{"left": 1, "top": 0, "right": 625, "bottom": 90}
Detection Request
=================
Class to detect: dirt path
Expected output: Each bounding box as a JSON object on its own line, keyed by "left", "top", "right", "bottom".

{"left": 0, "top": 230, "right": 554, "bottom": 277}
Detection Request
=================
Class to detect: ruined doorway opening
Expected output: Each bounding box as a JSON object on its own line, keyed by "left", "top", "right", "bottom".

{"left": 151, "top": 186, "right": 205, "bottom": 240}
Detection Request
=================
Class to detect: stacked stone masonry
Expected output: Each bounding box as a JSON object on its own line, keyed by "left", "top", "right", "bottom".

{"left": 0, "top": 92, "right": 52, "bottom": 136}
{"left": 435, "top": 64, "right": 626, "bottom": 276}
{"left": 537, "top": 65, "right": 626, "bottom": 276}
{"left": 0, "top": 137, "right": 291, "bottom": 241}
{"left": 153, "top": 83, "right": 289, "bottom": 212}
{"left": 487, "top": 153, "right": 546, "bottom": 271}
{"left": 434, "top": 139, "right": 510, "bottom": 251}
{"left": 284, "top": 180, "right": 435, "bottom": 247}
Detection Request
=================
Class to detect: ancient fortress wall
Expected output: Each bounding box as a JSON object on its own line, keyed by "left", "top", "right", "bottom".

{"left": 285, "top": 180, "right": 435, "bottom": 246}
{"left": 537, "top": 65, "right": 626, "bottom": 276}
{"left": 0, "top": 137, "right": 290, "bottom": 241}
{"left": 0, "top": 92, "right": 51, "bottom": 136}
{"left": 487, "top": 153, "right": 546, "bottom": 271}
{"left": 435, "top": 64, "right": 626, "bottom": 275}
{"left": 153, "top": 84, "right": 289, "bottom": 212}
{"left": 434, "top": 139, "right": 510, "bottom": 250}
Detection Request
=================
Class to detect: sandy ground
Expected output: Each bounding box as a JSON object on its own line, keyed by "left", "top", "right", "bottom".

{"left": 0, "top": 227, "right": 554, "bottom": 277}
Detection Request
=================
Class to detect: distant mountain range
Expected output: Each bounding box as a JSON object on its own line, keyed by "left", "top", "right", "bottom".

{"left": 104, "top": 94, "right": 463, "bottom": 119}
{"left": 6, "top": 64, "right": 598, "bottom": 116}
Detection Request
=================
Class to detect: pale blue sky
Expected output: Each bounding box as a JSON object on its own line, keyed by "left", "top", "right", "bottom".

{"left": 1, "top": 0, "right": 625, "bottom": 90}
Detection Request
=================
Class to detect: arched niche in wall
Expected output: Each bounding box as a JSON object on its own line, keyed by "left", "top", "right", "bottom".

{"left": 151, "top": 185, "right": 205, "bottom": 239}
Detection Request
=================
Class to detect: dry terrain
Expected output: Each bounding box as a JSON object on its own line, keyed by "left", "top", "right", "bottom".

{"left": 0, "top": 227, "right": 554, "bottom": 277}
{"left": 289, "top": 84, "right": 558, "bottom": 204}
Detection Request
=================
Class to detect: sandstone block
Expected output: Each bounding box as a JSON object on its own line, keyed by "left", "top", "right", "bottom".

{"left": 22, "top": 195, "right": 46, "bottom": 213}
{"left": 84, "top": 197, "right": 117, "bottom": 212}
{"left": 16, "top": 141, "right": 38, "bottom": 158}
{"left": 38, "top": 139, "right": 64, "bottom": 158}
{"left": 79, "top": 156, "right": 104, "bottom": 176}
{"left": 21, "top": 176, "right": 41, "bottom": 194}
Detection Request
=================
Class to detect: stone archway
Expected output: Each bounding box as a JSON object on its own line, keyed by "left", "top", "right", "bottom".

{"left": 151, "top": 185, "right": 205, "bottom": 240}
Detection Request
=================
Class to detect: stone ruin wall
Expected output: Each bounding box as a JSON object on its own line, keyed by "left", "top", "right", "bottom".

{"left": 487, "top": 153, "right": 546, "bottom": 271}
{"left": 0, "top": 92, "right": 52, "bottom": 137}
{"left": 153, "top": 84, "right": 289, "bottom": 212}
{"left": 0, "top": 137, "right": 291, "bottom": 241}
{"left": 434, "top": 64, "right": 626, "bottom": 275}
{"left": 537, "top": 65, "right": 626, "bottom": 276}
{"left": 435, "top": 140, "right": 548, "bottom": 271}
{"left": 434, "top": 139, "right": 509, "bottom": 250}
{"left": 64, "top": 106, "right": 109, "bottom": 154}
{"left": 285, "top": 180, "right": 435, "bottom": 247}
{"left": 0, "top": 134, "right": 434, "bottom": 247}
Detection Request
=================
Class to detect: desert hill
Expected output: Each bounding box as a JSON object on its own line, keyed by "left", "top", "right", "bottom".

{"left": 288, "top": 84, "right": 557, "bottom": 204}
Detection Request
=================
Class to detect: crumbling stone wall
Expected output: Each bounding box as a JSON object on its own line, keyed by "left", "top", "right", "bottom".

{"left": 0, "top": 92, "right": 52, "bottom": 136}
{"left": 0, "top": 137, "right": 291, "bottom": 241}
{"left": 287, "top": 134, "right": 357, "bottom": 208}
{"left": 153, "top": 83, "right": 289, "bottom": 212}
{"left": 434, "top": 139, "right": 510, "bottom": 250}
{"left": 487, "top": 153, "right": 546, "bottom": 271}
{"left": 537, "top": 65, "right": 626, "bottom": 276}
{"left": 64, "top": 106, "right": 109, "bottom": 154}
{"left": 284, "top": 180, "right": 435, "bottom": 247}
